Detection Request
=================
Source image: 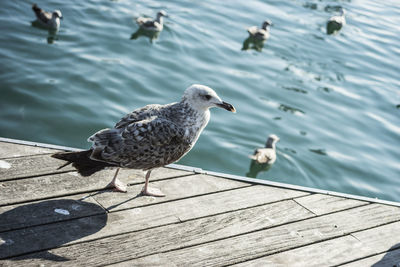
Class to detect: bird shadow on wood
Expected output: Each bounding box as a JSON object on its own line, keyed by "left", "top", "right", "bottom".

{"left": 0, "top": 199, "right": 107, "bottom": 262}
{"left": 106, "top": 193, "right": 143, "bottom": 211}
{"left": 130, "top": 28, "right": 160, "bottom": 43}
{"left": 371, "top": 243, "right": 400, "bottom": 266}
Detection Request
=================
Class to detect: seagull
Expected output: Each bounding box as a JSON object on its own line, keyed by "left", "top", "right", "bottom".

{"left": 32, "top": 3, "right": 63, "bottom": 30}
{"left": 250, "top": 134, "right": 280, "bottom": 165}
{"left": 52, "top": 84, "right": 236, "bottom": 197}
{"left": 136, "top": 10, "right": 167, "bottom": 32}
{"left": 327, "top": 8, "right": 346, "bottom": 35}
{"left": 247, "top": 20, "right": 272, "bottom": 40}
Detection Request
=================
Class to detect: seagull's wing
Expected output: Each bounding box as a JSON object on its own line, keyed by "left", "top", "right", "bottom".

{"left": 142, "top": 20, "right": 156, "bottom": 28}
{"left": 32, "top": 4, "right": 52, "bottom": 23}
{"left": 247, "top": 26, "right": 258, "bottom": 35}
{"left": 251, "top": 148, "right": 275, "bottom": 164}
{"left": 89, "top": 116, "right": 190, "bottom": 170}
{"left": 255, "top": 29, "right": 268, "bottom": 39}
{"left": 136, "top": 17, "right": 153, "bottom": 26}
{"left": 114, "top": 104, "right": 162, "bottom": 129}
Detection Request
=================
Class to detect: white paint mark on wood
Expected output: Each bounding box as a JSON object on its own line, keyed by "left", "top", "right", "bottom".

{"left": 54, "top": 208, "right": 70, "bottom": 215}
{"left": 0, "top": 238, "right": 14, "bottom": 245}
{"left": 0, "top": 160, "right": 11, "bottom": 169}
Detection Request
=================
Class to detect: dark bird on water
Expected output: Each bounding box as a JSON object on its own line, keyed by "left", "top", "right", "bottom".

{"left": 327, "top": 8, "right": 346, "bottom": 35}
{"left": 32, "top": 3, "right": 63, "bottom": 30}
{"left": 52, "top": 84, "right": 236, "bottom": 197}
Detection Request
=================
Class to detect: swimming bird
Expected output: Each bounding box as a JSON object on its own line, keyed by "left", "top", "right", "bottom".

{"left": 250, "top": 134, "right": 280, "bottom": 165}
{"left": 327, "top": 8, "right": 346, "bottom": 35}
{"left": 136, "top": 10, "right": 167, "bottom": 32}
{"left": 32, "top": 3, "right": 63, "bottom": 30}
{"left": 247, "top": 20, "right": 272, "bottom": 40}
{"left": 52, "top": 84, "right": 236, "bottom": 197}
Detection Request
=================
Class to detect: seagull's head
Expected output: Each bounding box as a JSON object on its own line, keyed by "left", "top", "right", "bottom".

{"left": 53, "top": 10, "right": 63, "bottom": 20}
{"left": 182, "top": 84, "right": 236, "bottom": 113}
{"left": 157, "top": 10, "right": 168, "bottom": 18}
{"left": 262, "top": 20, "right": 272, "bottom": 29}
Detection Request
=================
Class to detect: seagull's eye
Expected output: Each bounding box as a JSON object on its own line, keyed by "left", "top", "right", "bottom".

{"left": 203, "top": 94, "right": 212, "bottom": 101}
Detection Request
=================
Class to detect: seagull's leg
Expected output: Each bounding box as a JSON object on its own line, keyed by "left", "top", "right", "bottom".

{"left": 107, "top": 168, "right": 127, "bottom": 193}
{"left": 141, "top": 170, "right": 165, "bottom": 197}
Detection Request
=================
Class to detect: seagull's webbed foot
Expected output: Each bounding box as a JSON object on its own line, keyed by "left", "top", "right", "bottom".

{"left": 140, "top": 169, "right": 165, "bottom": 197}
{"left": 140, "top": 186, "right": 165, "bottom": 197}
{"left": 108, "top": 178, "right": 127, "bottom": 193}
{"left": 107, "top": 168, "right": 127, "bottom": 193}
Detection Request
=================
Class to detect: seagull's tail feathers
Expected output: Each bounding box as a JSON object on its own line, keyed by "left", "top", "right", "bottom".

{"left": 32, "top": 3, "right": 41, "bottom": 15}
{"left": 52, "top": 150, "right": 114, "bottom": 177}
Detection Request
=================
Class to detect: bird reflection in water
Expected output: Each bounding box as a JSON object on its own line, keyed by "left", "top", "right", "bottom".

{"left": 31, "top": 20, "right": 60, "bottom": 44}
{"left": 246, "top": 134, "right": 280, "bottom": 178}
{"left": 130, "top": 28, "right": 160, "bottom": 43}
{"left": 47, "top": 29, "right": 59, "bottom": 44}
{"left": 242, "top": 37, "right": 266, "bottom": 52}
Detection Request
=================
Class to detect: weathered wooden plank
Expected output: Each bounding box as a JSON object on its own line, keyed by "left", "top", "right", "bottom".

{"left": 352, "top": 220, "right": 400, "bottom": 254}
{"left": 93, "top": 183, "right": 302, "bottom": 215}
{"left": 0, "top": 174, "right": 249, "bottom": 254}
{"left": 235, "top": 221, "right": 400, "bottom": 267}
{"left": 341, "top": 249, "right": 400, "bottom": 267}
{"left": 295, "top": 194, "right": 368, "bottom": 215}
{"left": 0, "top": 167, "right": 192, "bottom": 206}
{"left": 0, "top": 141, "right": 57, "bottom": 159}
{"left": 105, "top": 204, "right": 400, "bottom": 267}
{"left": 0, "top": 198, "right": 312, "bottom": 260}
{"left": 233, "top": 236, "right": 371, "bottom": 266}
{"left": 0, "top": 194, "right": 104, "bottom": 233}
{"left": 3, "top": 203, "right": 399, "bottom": 266}
{"left": 0, "top": 154, "right": 76, "bottom": 181}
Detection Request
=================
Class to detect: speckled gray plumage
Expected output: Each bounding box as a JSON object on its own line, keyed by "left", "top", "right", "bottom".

{"left": 87, "top": 84, "right": 235, "bottom": 171}
{"left": 52, "top": 84, "right": 235, "bottom": 195}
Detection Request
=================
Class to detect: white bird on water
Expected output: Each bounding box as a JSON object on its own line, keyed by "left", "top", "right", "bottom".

{"left": 250, "top": 134, "right": 280, "bottom": 165}
{"left": 327, "top": 8, "right": 346, "bottom": 35}
{"left": 136, "top": 10, "right": 167, "bottom": 32}
{"left": 247, "top": 20, "right": 272, "bottom": 40}
{"left": 32, "top": 3, "right": 63, "bottom": 30}
{"left": 52, "top": 85, "right": 236, "bottom": 197}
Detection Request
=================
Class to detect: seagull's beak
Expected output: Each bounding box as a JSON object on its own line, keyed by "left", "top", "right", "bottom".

{"left": 217, "top": 101, "right": 236, "bottom": 113}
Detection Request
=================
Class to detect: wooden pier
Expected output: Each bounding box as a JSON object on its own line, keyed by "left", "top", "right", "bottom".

{"left": 0, "top": 138, "right": 399, "bottom": 266}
